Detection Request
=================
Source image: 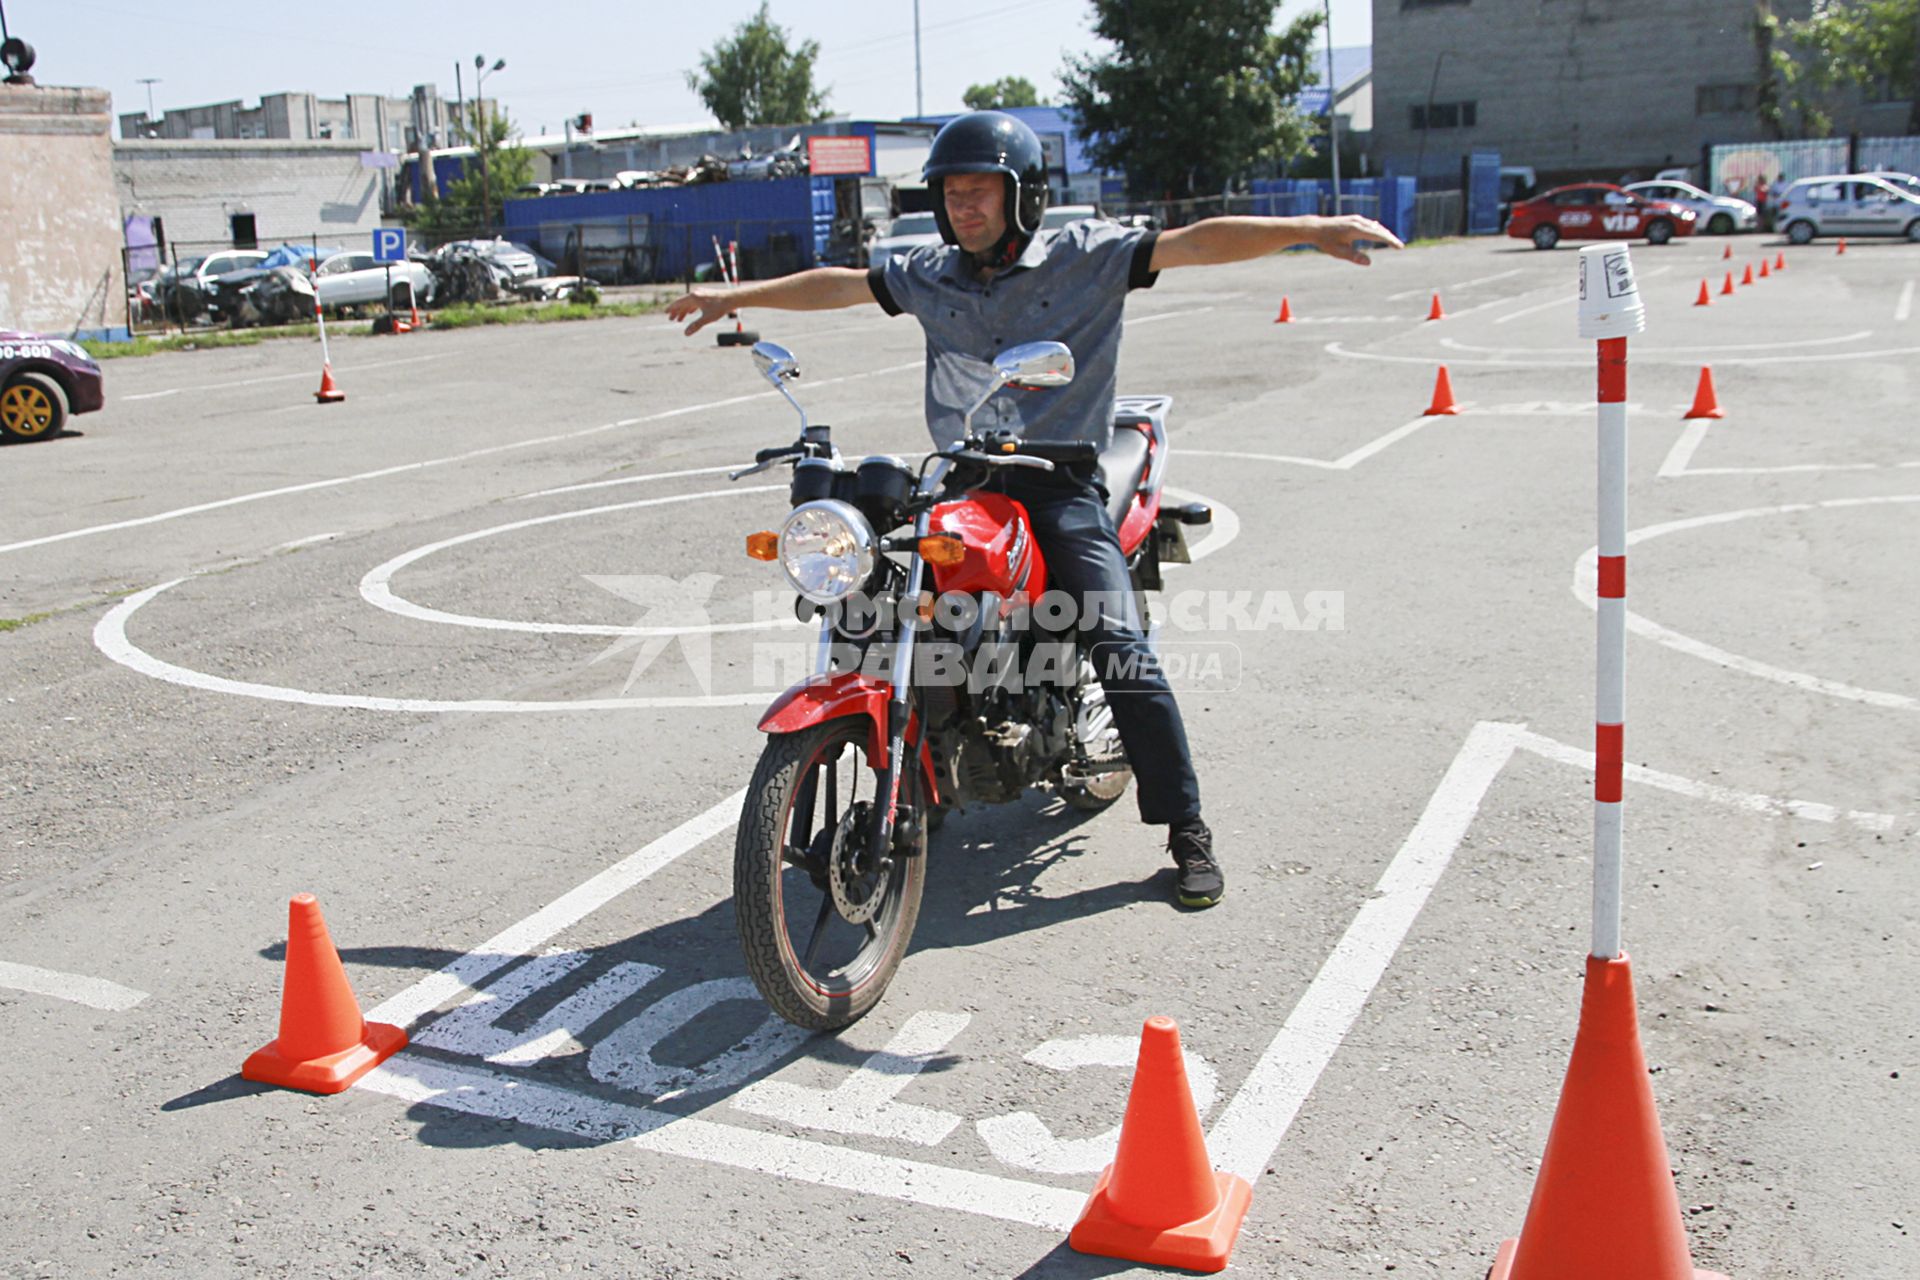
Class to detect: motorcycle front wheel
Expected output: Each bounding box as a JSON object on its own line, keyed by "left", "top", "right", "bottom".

{"left": 734, "top": 719, "right": 926, "bottom": 1031}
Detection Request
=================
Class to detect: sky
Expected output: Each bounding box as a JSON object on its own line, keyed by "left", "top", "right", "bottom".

{"left": 7, "top": 0, "right": 1372, "bottom": 140}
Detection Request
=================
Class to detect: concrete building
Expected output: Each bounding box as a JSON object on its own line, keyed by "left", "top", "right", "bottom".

{"left": 120, "top": 85, "right": 484, "bottom": 152}
{"left": 1370, "top": 0, "right": 1913, "bottom": 183}
{"left": 1, "top": 83, "right": 126, "bottom": 338}
{"left": 115, "top": 139, "right": 392, "bottom": 254}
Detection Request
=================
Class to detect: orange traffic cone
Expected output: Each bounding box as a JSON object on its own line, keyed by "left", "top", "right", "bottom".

{"left": 1488, "top": 955, "right": 1731, "bottom": 1280}
{"left": 1720, "top": 271, "right": 1736, "bottom": 296}
{"left": 1684, "top": 366, "right": 1724, "bottom": 420}
{"left": 408, "top": 283, "right": 423, "bottom": 330}
{"left": 1274, "top": 296, "right": 1293, "bottom": 323}
{"left": 1837, "top": 237, "right": 1847, "bottom": 254}
{"left": 1774, "top": 251, "right": 1786, "bottom": 271}
{"left": 242, "top": 894, "right": 406, "bottom": 1094}
{"left": 1425, "top": 365, "right": 1461, "bottom": 416}
{"left": 1427, "top": 292, "right": 1446, "bottom": 321}
{"left": 1758, "top": 258, "right": 1770, "bottom": 279}
{"left": 1721, "top": 242, "right": 1732, "bottom": 261}
{"left": 1740, "top": 263, "right": 1754, "bottom": 286}
{"left": 1693, "top": 280, "right": 1711, "bottom": 307}
{"left": 1068, "top": 1017, "right": 1252, "bottom": 1273}
{"left": 314, "top": 364, "right": 345, "bottom": 404}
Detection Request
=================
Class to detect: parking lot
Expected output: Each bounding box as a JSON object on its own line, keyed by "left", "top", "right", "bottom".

{"left": 3, "top": 231, "right": 1916, "bottom": 1278}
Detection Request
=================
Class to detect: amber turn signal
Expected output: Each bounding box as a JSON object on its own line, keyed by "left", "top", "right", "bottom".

{"left": 746, "top": 531, "right": 779, "bottom": 561}
{"left": 917, "top": 534, "right": 966, "bottom": 566}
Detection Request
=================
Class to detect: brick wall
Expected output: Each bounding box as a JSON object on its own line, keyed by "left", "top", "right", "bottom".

{"left": 114, "top": 139, "right": 389, "bottom": 249}
{"left": 0, "top": 84, "right": 126, "bottom": 337}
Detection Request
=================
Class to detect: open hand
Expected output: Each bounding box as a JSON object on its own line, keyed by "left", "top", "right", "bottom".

{"left": 665, "top": 289, "right": 735, "bottom": 335}
{"left": 1314, "top": 215, "right": 1405, "bottom": 265}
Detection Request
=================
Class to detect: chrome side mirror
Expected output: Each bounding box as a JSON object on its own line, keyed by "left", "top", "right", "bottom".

{"left": 752, "top": 341, "right": 808, "bottom": 436}
{"left": 994, "top": 341, "right": 1074, "bottom": 389}
{"left": 752, "top": 340, "right": 799, "bottom": 382}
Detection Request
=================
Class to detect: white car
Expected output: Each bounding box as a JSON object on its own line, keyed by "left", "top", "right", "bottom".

{"left": 1040, "top": 203, "right": 1101, "bottom": 229}
{"left": 1624, "top": 180, "right": 1757, "bottom": 234}
{"left": 868, "top": 211, "right": 944, "bottom": 261}
{"left": 1867, "top": 170, "right": 1920, "bottom": 200}
{"left": 1772, "top": 174, "right": 1920, "bottom": 243}
{"left": 314, "top": 251, "right": 435, "bottom": 310}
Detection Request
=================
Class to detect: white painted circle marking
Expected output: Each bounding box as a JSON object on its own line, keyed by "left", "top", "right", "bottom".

{"left": 1573, "top": 495, "right": 1920, "bottom": 710}
{"left": 359, "top": 484, "right": 802, "bottom": 637}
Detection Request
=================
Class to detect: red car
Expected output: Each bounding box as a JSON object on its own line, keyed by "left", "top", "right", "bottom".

{"left": 1506, "top": 183, "right": 1698, "bottom": 250}
{"left": 1, "top": 331, "right": 105, "bottom": 443}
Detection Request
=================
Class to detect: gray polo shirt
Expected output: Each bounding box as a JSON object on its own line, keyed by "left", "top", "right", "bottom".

{"left": 867, "top": 220, "right": 1159, "bottom": 451}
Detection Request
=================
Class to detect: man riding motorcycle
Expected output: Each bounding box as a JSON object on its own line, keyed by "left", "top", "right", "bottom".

{"left": 668, "top": 110, "right": 1402, "bottom": 909}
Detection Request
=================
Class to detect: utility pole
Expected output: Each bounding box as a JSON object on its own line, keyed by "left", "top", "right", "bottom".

{"left": 913, "top": 0, "right": 923, "bottom": 118}
{"left": 1322, "top": 3, "right": 1340, "bottom": 216}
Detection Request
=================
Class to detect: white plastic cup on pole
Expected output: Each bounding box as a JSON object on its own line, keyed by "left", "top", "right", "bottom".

{"left": 1576, "top": 243, "right": 1645, "bottom": 961}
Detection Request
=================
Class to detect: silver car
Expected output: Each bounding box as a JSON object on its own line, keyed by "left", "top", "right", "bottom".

{"left": 1623, "top": 180, "right": 1757, "bottom": 234}
{"left": 1773, "top": 174, "right": 1920, "bottom": 243}
{"left": 314, "top": 251, "right": 436, "bottom": 310}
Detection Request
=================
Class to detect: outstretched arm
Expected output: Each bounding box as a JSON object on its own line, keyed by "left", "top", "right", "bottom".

{"left": 665, "top": 267, "right": 878, "bottom": 335}
{"left": 1149, "top": 215, "right": 1404, "bottom": 270}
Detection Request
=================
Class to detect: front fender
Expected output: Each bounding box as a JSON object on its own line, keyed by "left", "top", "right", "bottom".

{"left": 759, "top": 674, "right": 940, "bottom": 805}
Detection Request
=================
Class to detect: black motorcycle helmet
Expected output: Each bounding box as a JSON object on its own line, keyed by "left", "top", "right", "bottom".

{"left": 923, "top": 111, "right": 1049, "bottom": 263}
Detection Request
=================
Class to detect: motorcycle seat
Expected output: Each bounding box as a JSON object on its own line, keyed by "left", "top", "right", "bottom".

{"left": 1099, "top": 418, "right": 1153, "bottom": 528}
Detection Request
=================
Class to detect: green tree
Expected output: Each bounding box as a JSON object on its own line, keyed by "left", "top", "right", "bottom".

{"left": 687, "top": 4, "right": 830, "bottom": 130}
{"left": 411, "top": 108, "right": 534, "bottom": 234}
{"left": 963, "top": 76, "right": 1045, "bottom": 110}
{"left": 1769, "top": 0, "right": 1919, "bottom": 135}
{"left": 1060, "top": 0, "right": 1322, "bottom": 200}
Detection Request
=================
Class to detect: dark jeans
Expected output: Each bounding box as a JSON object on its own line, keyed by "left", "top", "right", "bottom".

{"left": 1000, "top": 468, "right": 1202, "bottom": 827}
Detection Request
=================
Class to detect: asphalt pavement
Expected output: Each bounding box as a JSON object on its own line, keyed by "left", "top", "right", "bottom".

{"left": 2, "top": 230, "right": 1916, "bottom": 1278}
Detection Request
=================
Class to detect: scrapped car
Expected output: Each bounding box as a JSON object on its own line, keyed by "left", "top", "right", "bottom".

{"left": 1773, "top": 174, "right": 1920, "bottom": 243}
{"left": 1624, "top": 179, "right": 1757, "bottom": 234}
{"left": 150, "top": 249, "right": 272, "bottom": 323}
{"left": 313, "top": 251, "right": 436, "bottom": 311}
{"left": 1, "top": 331, "right": 103, "bottom": 443}
{"left": 1505, "top": 183, "right": 1697, "bottom": 249}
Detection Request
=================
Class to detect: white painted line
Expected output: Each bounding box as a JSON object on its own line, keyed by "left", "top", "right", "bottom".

{"left": 518, "top": 463, "right": 746, "bottom": 501}
{"left": 1512, "top": 729, "right": 1897, "bottom": 831}
{"left": 1897, "top": 280, "right": 1915, "bottom": 322}
{"left": 1184, "top": 414, "right": 1440, "bottom": 474}
{"left": 5, "top": 362, "right": 919, "bottom": 558}
{"left": 273, "top": 531, "right": 343, "bottom": 551}
{"left": 347, "top": 714, "right": 1899, "bottom": 1228}
{"left": 0, "top": 961, "right": 148, "bottom": 1011}
{"left": 1573, "top": 495, "right": 1920, "bottom": 711}
{"left": 366, "top": 788, "right": 747, "bottom": 1028}
{"left": 1123, "top": 306, "right": 1214, "bottom": 326}
{"left": 1658, "top": 418, "right": 1889, "bottom": 477}
{"left": 1208, "top": 720, "right": 1526, "bottom": 1181}
{"left": 94, "top": 580, "right": 770, "bottom": 712}
{"left": 1443, "top": 330, "right": 1872, "bottom": 355}
{"left": 1387, "top": 267, "right": 1522, "bottom": 301}
{"left": 120, "top": 352, "right": 451, "bottom": 401}
{"left": 735, "top": 1011, "right": 971, "bottom": 1146}
{"left": 1327, "top": 340, "right": 1920, "bottom": 368}
{"left": 359, "top": 1055, "right": 1089, "bottom": 1230}
{"left": 358, "top": 485, "right": 795, "bottom": 637}
{"left": 1492, "top": 292, "right": 1576, "bottom": 326}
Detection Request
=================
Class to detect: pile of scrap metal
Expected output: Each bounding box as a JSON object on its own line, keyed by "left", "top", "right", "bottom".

{"left": 422, "top": 238, "right": 547, "bottom": 304}
{"left": 518, "top": 136, "right": 811, "bottom": 196}
{"left": 220, "top": 267, "right": 316, "bottom": 329}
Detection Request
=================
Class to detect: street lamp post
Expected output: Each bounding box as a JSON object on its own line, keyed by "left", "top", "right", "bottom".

{"left": 138, "top": 76, "right": 161, "bottom": 129}
{"left": 1322, "top": 1, "right": 1340, "bottom": 216}
{"left": 473, "top": 55, "right": 506, "bottom": 232}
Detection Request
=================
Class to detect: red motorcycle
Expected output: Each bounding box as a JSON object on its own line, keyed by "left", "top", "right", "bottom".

{"left": 729, "top": 340, "right": 1211, "bottom": 1029}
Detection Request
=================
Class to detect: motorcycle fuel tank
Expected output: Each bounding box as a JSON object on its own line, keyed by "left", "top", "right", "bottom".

{"left": 925, "top": 493, "right": 1047, "bottom": 600}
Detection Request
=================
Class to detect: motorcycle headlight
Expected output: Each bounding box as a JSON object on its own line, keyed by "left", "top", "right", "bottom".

{"left": 779, "top": 499, "right": 876, "bottom": 604}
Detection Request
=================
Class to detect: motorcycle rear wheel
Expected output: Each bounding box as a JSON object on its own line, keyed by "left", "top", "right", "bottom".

{"left": 735, "top": 720, "right": 926, "bottom": 1031}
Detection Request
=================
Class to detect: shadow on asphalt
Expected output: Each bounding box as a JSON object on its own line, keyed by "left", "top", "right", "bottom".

{"left": 160, "top": 1073, "right": 277, "bottom": 1111}
{"left": 1009, "top": 1242, "right": 1144, "bottom": 1278}
{"left": 235, "top": 791, "right": 1167, "bottom": 1175}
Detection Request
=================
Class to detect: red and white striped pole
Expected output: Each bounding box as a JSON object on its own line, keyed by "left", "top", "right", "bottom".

{"left": 310, "top": 255, "right": 345, "bottom": 403}
{"left": 1489, "top": 240, "right": 1726, "bottom": 1280}
{"left": 1579, "top": 242, "right": 1643, "bottom": 960}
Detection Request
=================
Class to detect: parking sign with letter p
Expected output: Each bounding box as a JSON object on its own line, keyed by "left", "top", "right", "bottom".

{"left": 373, "top": 227, "right": 407, "bottom": 262}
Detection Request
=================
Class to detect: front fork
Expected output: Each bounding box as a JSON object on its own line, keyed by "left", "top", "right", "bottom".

{"left": 868, "top": 509, "right": 933, "bottom": 861}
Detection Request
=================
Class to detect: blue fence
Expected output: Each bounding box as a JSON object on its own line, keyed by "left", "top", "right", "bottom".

{"left": 500, "top": 176, "right": 838, "bottom": 281}
{"left": 1250, "top": 178, "right": 1420, "bottom": 242}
